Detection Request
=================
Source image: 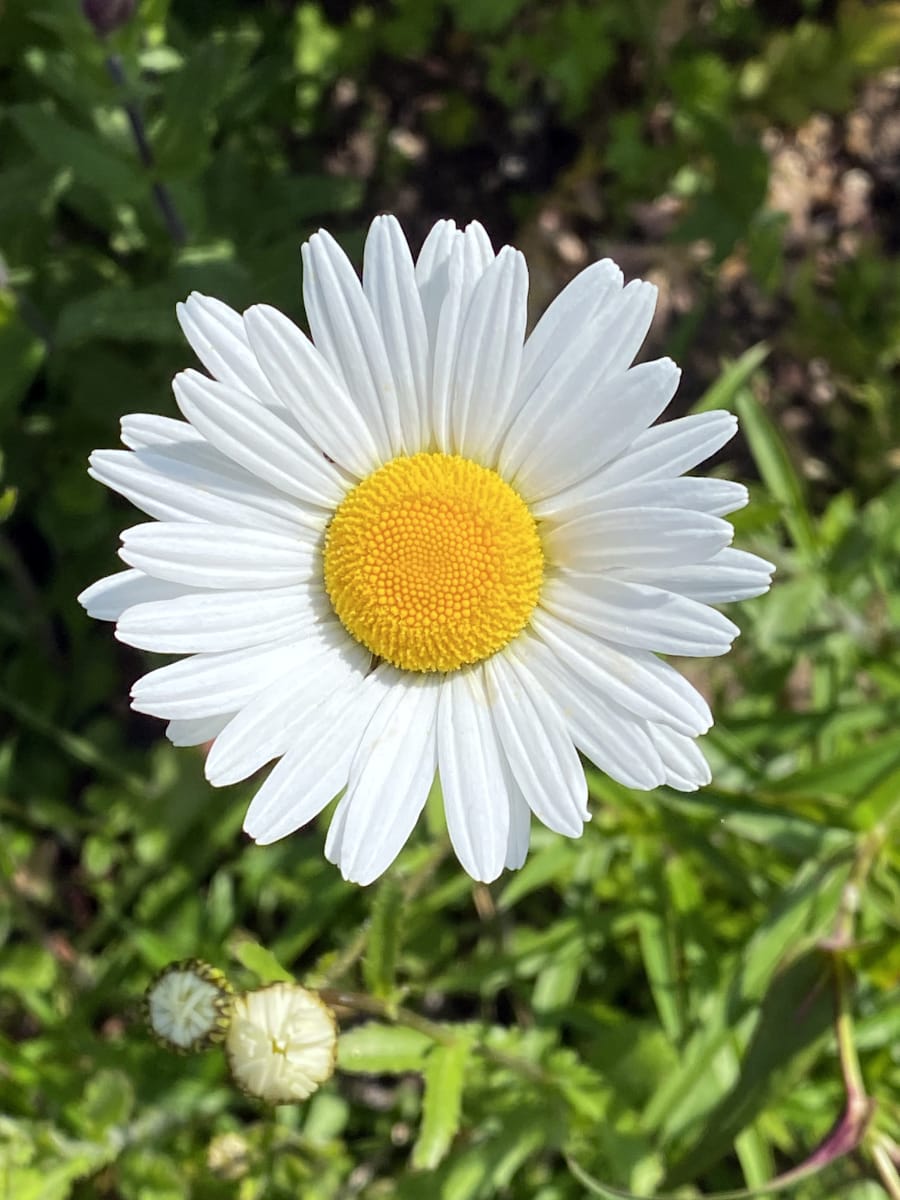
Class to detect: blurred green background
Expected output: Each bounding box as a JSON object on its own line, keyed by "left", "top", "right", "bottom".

{"left": 1, "top": 0, "right": 899, "bottom": 1197}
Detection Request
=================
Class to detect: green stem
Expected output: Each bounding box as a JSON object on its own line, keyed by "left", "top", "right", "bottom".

{"left": 319, "top": 987, "right": 550, "bottom": 1086}
{"left": 872, "top": 1140, "right": 900, "bottom": 1200}
{"left": 833, "top": 955, "right": 866, "bottom": 1107}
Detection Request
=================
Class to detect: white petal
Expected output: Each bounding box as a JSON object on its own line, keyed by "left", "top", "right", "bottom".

{"left": 115, "top": 585, "right": 325, "bottom": 653}
{"left": 242, "top": 304, "right": 379, "bottom": 478}
{"left": 542, "top": 574, "right": 740, "bottom": 657}
{"left": 590, "top": 278, "right": 657, "bottom": 375}
{"left": 89, "top": 449, "right": 317, "bottom": 536}
{"left": 430, "top": 226, "right": 497, "bottom": 452}
{"left": 131, "top": 638, "right": 313, "bottom": 720}
{"left": 529, "top": 608, "right": 712, "bottom": 736}
{"left": 120, "top": 413, "right": 202, "bottom": 450}
{"left": 484, "top": 651, "right": 588, "bottom": 838}
{"left": 176, "top": 292, "right": 281, "bottom": 407}
{"left": 437, "top": 667, "right": 510, "bottom": 882}
{"left": 517, "top": 259, "right": 623, "bottom": 404}
{"left": 173, "top": 370, "right": 343, "bottom": 508}
{"left": 243, "top": 670, "right": 385, "bottom": 844}
{"left": 535, "top": 475, "right": 748, "bottom": 521}
{"left": 504, "top": 774, "right": 532, "bottom": 871}
{"left": 448, "top": 247, "right": 528, "bottom": 464}
{"left": 363, "top": 214, "right": 430, "bottom": 451}
{"left": 206, "top": 630, "right": 369, "bottom": 785}
{"left": 543, "top": 506, "right": 733, "bottom": 572}
{"left": 518, "top": 633, "right": 667, "bottom": 790}
{"left": 619, "top": 547, "right": 775, "bottom": 603}
{"left": 114, "top": 436, "right": 324, "bottom": 530}
{"left": 649, "top": 724, "right": 711, "bottom": 791}
{"left": 461, "top": 221, "right": 495, "bottom": 270}
{"left": 500, "top": 280, "right": 657, "bottom": 482}
{"left": 415, "top": 218, "right": 458, "bottom": 351}
{"left": 119, "top": 522, "right": 315, "bottom": 590}
{"left": 166, "top": 713, "right": 234, "bottom": 747}
{"left": 582, "top": 411, "right": 739, "bottom": 495}
{"left": 78, "top": 568, "right": 192, "bottom": 622}
{"left": 302, "top": 229, "right": 398, "bottom": 460}
{"left": 512, "top": 359, "right": 681, "bottom": 501}
{"left": 326, "top": 671, "right": 440, "bottom": 885}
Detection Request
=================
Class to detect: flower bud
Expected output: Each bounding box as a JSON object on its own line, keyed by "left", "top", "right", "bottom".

{"left": 145, "top": 959, "right": 234, "bottom": 1053}
{"left": 225, "top": 983, "right": 338, "bottom": 1103}
{"left": 82, "top": 0, "right": 137, "bottom": 37}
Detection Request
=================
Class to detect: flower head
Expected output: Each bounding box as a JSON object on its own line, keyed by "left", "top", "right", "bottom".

{"left": 80, "top": 216, "right": 773, "bottom": 884}
{"left": 225, "top": 984, "right": 337, "bottom": 1103}
{"left": 145, "top": 959, "right": 233, "bottom": 1052}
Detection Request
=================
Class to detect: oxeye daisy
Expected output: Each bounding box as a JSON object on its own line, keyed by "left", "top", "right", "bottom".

{"left": 79, "top": 216, "right": 774, "bottom": 885}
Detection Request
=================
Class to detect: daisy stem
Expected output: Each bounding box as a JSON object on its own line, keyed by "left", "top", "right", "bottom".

{"left": 872, "top": 1141, "right": 900, "bottom": 1200}
{"left": 102, "top": 52, "right": 188, "bottom": 246}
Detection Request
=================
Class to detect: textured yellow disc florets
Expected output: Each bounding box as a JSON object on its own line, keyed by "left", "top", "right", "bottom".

{"left": 324, "top": 453, "right": 544, "bottom": 673}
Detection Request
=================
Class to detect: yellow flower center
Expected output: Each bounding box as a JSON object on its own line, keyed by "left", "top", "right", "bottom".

{"left": 324, "top": 453, "right": 544, "bottom": 673}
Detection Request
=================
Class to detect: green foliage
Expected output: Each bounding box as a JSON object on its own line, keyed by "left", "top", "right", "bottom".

{"left": 1, "top": 0, "right": 899, "bottom": 1198}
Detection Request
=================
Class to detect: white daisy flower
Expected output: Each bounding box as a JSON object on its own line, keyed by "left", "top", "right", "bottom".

{"left": 79, "top": 216, "right": 774, "bottom": 885}
{"left": 225, "top": 984, "right": 337, "bottom": 1103}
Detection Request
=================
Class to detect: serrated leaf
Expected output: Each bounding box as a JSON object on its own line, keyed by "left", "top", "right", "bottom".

{"left": 336, "top": 1024, "right": 433, "bottom": 1074}
{"left": 412, "top": 1039, "right": 471, "bottom": 1169}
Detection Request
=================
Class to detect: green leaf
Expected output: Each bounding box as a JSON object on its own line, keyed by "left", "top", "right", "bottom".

{"left": 234, "top": 939, "right": 293, "bottom": 985}
{"left": 363, "top": 878, "right": 404, "bottom": 1000}
{"left": 663, "top": 950, "right": 833, "bottom": 1186}
{"left": 412, "top": 1038, "right": 471, "bottom": 1169}
{"left": 153, "top": 31, "right": 259, "bottom": 175}
{"left": 642, "top": 854, "right": 852, "bottom": 1145}
{"left": 0, "top": 293, "right": 45, "bottom": 418}
{"left": 692, "top": 343, "right": 770, "bottom": 414}
{"left": 632, "top": 843, "right": 686, "bottom": 1043}
{"left": 658, "top": 789, "right": 850, "bottom": 859}
{"left": 765, "top": 730, "right": 900, "bottom": 802}
{"left": 74, "top": 1070, "right": 135, "bottom": 1138}
{"left": 9, "top": 103, "right": 142, "bottom": 201}
{"left": 55, "top": 283, "right": 184, "bottom": 346}
{"left": 119, "top": 1148, "right": 189, "bottom": 1200}
{"left": 440, "top": 1105, "right": 555, "bottom": 1200}
{"left": 337, "top": 1024, "right": 433, "bottom": 1074}
{"left": 735, "top": 391, "right": 818, "bottom": 563}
